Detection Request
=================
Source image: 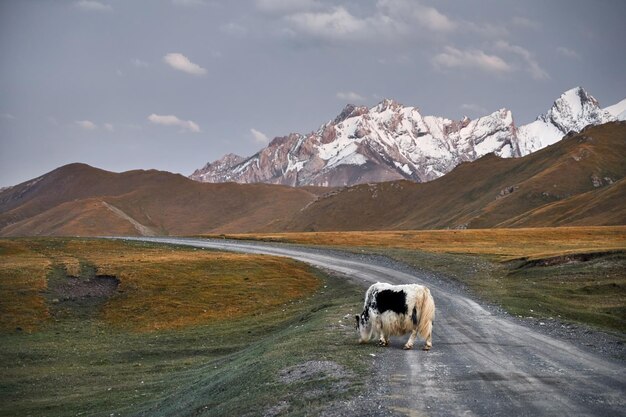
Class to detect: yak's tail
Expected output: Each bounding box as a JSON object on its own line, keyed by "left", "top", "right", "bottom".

{"left": 417, "top": 287, "right": 435, "bottom": 342}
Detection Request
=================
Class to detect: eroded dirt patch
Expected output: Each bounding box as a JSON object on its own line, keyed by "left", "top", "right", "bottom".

{"left": 43, "top": 264, "right": 120, "bottom": 318}
{"left": 48, "top": 274, "right": 120, "bottom": 300}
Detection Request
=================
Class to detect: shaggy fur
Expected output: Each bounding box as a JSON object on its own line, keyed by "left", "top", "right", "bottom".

{"left": 356, "top": 282, "right": 435, "bottom": 350}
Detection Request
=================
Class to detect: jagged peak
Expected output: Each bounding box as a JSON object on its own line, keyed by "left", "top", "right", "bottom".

{"left": 268, "top": 132, "right": 301, "bottom": 147}
{"left": 373, "top": 98, "right": 403, "bottom": 112}
{"left": 533, "top": 86, "right": 612, "bottom": 129}
{"left": 222, "top": 152, "right": 244, "bottom": 160}
{"left": 332, "top": 104, "right": 369, "bottom": 125}
{"left": 203, "top": 153, "right": 245, "bottom": 170}
{"left": 555, "top": 86, "right": 598, "bottom": 109}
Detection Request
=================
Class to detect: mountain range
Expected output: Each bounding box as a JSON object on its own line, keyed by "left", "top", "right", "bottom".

{"left": 1, "top": 121, "right": 624, "bottom": 236}
{"left": 191, "top": 87, "right": 626, "bottom": 187}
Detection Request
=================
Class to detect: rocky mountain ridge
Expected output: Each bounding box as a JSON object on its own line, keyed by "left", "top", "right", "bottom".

{"left": 191, "top": 87, "right": 623, "bottom": 187}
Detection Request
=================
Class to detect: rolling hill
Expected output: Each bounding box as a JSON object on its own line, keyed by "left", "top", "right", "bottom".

{"left": 0, "top": 164, "right": 323, "bottom": 236}
{"left": 1, "top": 122, "right": 624, "bottom": 236}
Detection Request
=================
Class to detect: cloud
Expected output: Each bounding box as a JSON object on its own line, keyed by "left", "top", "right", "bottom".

{"left": 274, "top": 0, "right": 502, "bottom": 45}
{"left": 75, "top": 120, "right": 97, "bottom": 130}
{"left": 250, "top": 128, "right": 270, "bottom": 144}
{"left": 379, "top": 0, "right": 508, "bottom": 37}
{"left": 163, "top": 53, "right": 207, "bottom": 76}
{"left": 282, "top": 3, "right": 414, "bottom": 43}
{"left": 74, "top": 1, "right": 112, "bottom": 12}
{"left": 432, "top": 46, "right": 511, "bottom": 74}
{"left": 495, "top": 41, "right": 549, "bottom": 80}
{"left": 104, "top": 123, "right": 115, "bottom": 132}
{"left": 148, "top": 114, "right": 200, "bottom": 133}
{"left": 412, "top": 4, "right": 456, "bottom": 32}
{"left": 556, "top": 46, "right": 581, "bottom": 60}
{"left": 464, "top": 21, "right": 508, "bottom": 38}
{"left": 286, "top": 7, "right": 368, "bottom": 41}
{"left": 376, "top": 0, "right": 455, "bottom": 32}
{"left": 256, "top": 0, "right": 320, "bottom": 14}
{"left": 336, "top": 91, "right": 366, "bottom": 102}
{"left": 0, "top": 113, "right": 15, "bottom": 120}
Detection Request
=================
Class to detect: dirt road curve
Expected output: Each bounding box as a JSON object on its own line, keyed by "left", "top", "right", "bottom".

{"left": 126, "top": 237, "right": 625, "bottom": 417}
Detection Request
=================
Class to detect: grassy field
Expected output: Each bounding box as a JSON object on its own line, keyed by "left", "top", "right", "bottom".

{"left": 211, "top": 227, "right": 626, "bottom": 333}
{"left": 215, "top": 226, "right": 626, "bottom": 260}
{"left": 0, "top": 238, "right": 375, "bottom": 417}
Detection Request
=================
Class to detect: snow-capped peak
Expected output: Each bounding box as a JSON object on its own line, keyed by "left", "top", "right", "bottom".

{"left": 517, "top": 87, "right": 616, "bottom": 155}
{"left": 541, "top": 86, "right": 612, "bottom": 133}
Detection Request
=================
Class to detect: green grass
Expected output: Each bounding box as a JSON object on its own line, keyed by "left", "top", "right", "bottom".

{"left": 376, "top": 248, "right": 626, "bottom": 333}
{"left": 131, "top": 275, "right": 375, "bottom": 417}
{"left": 0, "top": 238, "right": 376, "bottom": 417}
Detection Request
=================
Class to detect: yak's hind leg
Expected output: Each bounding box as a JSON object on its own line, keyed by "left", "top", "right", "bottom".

{"left": 403, "top": 329, "right": 417, "bottom": 350}
{"left": 422, "top": 320, "right": 433, "bottom": 351}
{"left": 404, "top": 307, "right": 418, "bottom": 350}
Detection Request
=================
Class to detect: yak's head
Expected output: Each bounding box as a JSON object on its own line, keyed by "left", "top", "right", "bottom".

{"left": 355, "top": 310, "right": 373, "bottom": 343}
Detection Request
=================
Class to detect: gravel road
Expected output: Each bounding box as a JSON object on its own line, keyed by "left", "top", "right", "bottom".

{"left": 123, "top": 237, "right": 625, "bottom": 417}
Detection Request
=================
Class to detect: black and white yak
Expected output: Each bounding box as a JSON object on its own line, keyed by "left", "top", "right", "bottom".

{"left": 356, "top": 282, "right": 435, "bottom": 350}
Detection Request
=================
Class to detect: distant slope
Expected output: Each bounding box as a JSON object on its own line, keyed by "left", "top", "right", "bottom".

{"left": 0, "top": 164, "right": 320, "bottom": 236}
{"left": 275, "top": 122, "right": 626, "bottom": 231}
{"left": 498, "top": 178, "right": 626, "bottom": 227}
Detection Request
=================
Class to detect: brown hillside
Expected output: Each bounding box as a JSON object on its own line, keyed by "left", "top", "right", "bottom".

{"left": 276, "top": 122, "right": 626, "bottom": 231}
{"left": 499, "top": 178, "right": 626, "bottom": 227}
{"left": 0, "top": 164, "right": 319, "bottom": 236}
{"left": 2, "top": 122, "right": 624, "bottom": 236}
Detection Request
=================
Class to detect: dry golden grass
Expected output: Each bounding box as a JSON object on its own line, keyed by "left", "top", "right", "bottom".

{"left": 211, "top": 227, "right": 626, "bottom": 331}
{"left": 214, "top": 226, "right": 626, "bottom": 260}
{"left": 0, "top": 241, "right": 50, "bottom": 332}
{"left": 0, "top": 238, "right": 320, "bottom": 332}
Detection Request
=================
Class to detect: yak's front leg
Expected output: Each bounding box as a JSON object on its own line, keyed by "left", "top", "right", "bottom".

{"left": 375, "top": 320, "right": 388, "bottom": 347}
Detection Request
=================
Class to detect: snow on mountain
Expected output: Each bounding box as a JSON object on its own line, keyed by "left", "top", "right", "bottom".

{"left": 190, "top": 153, "right": 245, "bottom": 183}
{"left": 604, "top": 98, "right": 626, "bottom": 121}
{"left": 190, "top": 87, "right": 623, "bottom": 187}
{"left": 517, "top": 87, "right": 616, "bottom": 155}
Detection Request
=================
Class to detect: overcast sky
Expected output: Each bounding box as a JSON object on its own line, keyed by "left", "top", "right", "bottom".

{"left": 1, "top": 0, "right": 625, "bottom": 187}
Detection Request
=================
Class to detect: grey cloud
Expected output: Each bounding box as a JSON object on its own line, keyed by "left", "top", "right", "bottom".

{"left": 495, "top": 41, "right": 549, "bottom": 80}
{"left": 432, "top": 46, "right": 512, "bottom": 74}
